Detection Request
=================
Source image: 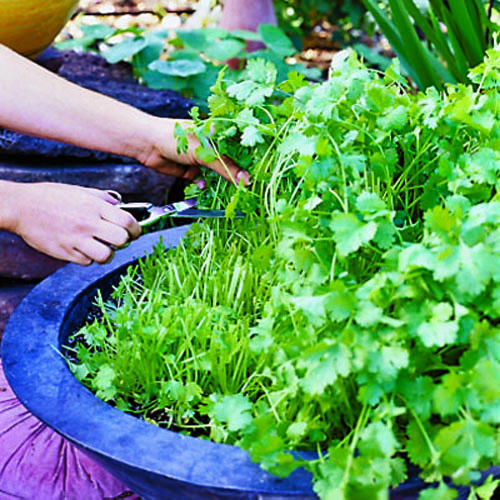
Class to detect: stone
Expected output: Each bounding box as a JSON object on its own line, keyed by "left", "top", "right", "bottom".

{"left": 0, "top": 283, "right": 35, "bottom": 338}
{"left": 36, "top": 47, "right": 135, "bottom": 82}
{"left": 55, "top": 50, "right": 193, "bottom": 119}
{"left": 0, "top": 231, "right": 65, "bottom": 281}
{"left": 0, "top": 158, "right": 178, "bottom": 204}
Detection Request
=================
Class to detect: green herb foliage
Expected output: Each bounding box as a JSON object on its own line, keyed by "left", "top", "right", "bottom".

{"left": 68, "top": 47, "right": 500, "bottom": 498}
{"left": 56, "top": 24, "right": 320, "bottom": 103}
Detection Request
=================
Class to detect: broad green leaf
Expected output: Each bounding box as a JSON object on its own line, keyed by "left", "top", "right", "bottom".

{"left": 245, "top": 58, "right": 278, "bottom": 85}
{"left": 313, "top": 461, "right": 345, "bottom": 500}
{"left": 231, "top": 29, "right": 262, "bottom": 42}
{"left": 286, "top": 421, "right": 308, "bottom": 442}
{"left": 195, "top": 145, "right": 217, "bottom": 163}
{"left": 377, "top": 105, "right": 408, "bottom": 131}
{"left": 356, "top": 192, "right": 387, "bottom": 214}
{"left": 324, "top": 281, "right": 357, "bottom": 322}
{"left": 433, "top": 372, "right": 465, "bottom": 416}
{"left": 55, "top": 24, "right": 115, "bottom": 51}
{"left": 258, "top": 24, "right": 296, "bottom": 57}
{"left": 81, "top": 24, "right": 115, "bottom": 39}
{"left": 279, "top": 133, "right": 318, "bottom": 157}
{"left": 149, "top": 59, "right": 207, "bottom": 77}
{"left": 104, "top": 37, "right": 148, "bottom": 64}
{"left": 205, "top": 39, "right": 245, "bottom": 61}
{"left": 368, "top": 345, "right": 409, "bottom": 380}
{"left": 176, "top": 29, "right": 209, "bottom": 51}
{"left": 406, "top": 419, "right": 433, "bottom": 468}
{"left": 399, "top": 376, "right": 435, "bottom": 419}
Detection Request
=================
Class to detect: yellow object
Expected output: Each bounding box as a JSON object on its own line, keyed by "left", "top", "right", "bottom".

{"left": 0, "top": 0, "right": 79, "bottom": 58}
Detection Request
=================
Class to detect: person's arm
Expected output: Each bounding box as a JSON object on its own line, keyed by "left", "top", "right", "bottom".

{"left": 0, "top": 43, "right": 248, "bottom": 184}
{"left": 0, "top": 180, "right": 141, "bottom": 265}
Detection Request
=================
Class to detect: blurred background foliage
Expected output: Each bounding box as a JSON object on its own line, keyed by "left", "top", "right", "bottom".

{"left": 59, "top": 0, "right": 500, "bottom": 96}
{"left": 273, "top": 0, "right": 367, "bottom": 43}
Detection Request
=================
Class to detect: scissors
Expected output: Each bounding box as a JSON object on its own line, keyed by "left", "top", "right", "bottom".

{"left": 107, "top": 191, "right": 243, "bottom": 227}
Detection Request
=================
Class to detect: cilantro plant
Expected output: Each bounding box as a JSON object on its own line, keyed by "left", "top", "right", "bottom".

{"left": 56, "top": 23, "right": 320, "bottom": 103}
{"left": 68, "top": 47, "right": 500, "bottom": 499}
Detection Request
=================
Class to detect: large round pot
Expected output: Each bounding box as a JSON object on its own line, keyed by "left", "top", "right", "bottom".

{"left": 0, "top": 0, "right": 79, "bottom": 57}
{"left": 0, "top": 227, "right": 492, "bottom": 499}
{"left": 1, "top": 227, "right": 317, "bottom": 499}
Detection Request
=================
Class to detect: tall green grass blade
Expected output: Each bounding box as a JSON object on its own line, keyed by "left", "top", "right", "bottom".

{"left": 361, "top": 0, "right": 422, "bottom": 87}
{"left": 457, "top": 0, "right": 486, "bottom": 62}
{"left": 440, "top": 0, "right": 484, "bottom": 65}
{"left": 427, "top": 7, "right": 469, "bottom": 80}
{"left": 424, "top": 46, "right": 456, "bottom": 85}
{"left": 468, "top": 0, "right": 489, "bottom": 49}
{"left": 400, "top": 0, "right": 461, "bottom": 82}
{"left": 388, "top": 0, "right": 442, "bottom": 89}
{"left": 429, "top": 0, "right": 473, "bottom": 79}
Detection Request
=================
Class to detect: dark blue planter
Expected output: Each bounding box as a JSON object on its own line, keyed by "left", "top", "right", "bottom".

{"left": 1, "top": 228, "right": 497, "bottom": 499}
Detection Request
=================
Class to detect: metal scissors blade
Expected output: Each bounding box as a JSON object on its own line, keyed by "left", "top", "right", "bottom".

{"left": 119, "top": 197, "right": 243, "bottom": 227}
{"left": 173, "top": 208, "right": 244, "bottom": 219}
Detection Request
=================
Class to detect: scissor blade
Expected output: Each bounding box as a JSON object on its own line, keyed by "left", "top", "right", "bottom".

{"left": 172, "top": 208, "right": 245, "bottom": 219}
{"left": 146, "top": 198, "right": 198, "bottom": 218}
{"left": 162, "top": 197, "right": 198, "bottom": 214}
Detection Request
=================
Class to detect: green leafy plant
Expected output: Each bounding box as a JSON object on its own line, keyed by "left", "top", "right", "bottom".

{"left": 273, "top": 0, "right": 367, "bottom": 41}
{"left": 362, "top": 0, "right": 499, "bottom": 90}
{"left": 56, "top": 23, "right": 320, "bottom": 103}
{"left": 67, "top": 45, "right": 500, "bottom": 499}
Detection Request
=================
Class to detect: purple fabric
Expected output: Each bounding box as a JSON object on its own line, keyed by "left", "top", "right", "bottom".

{"left": 0, "top": 360, "right": 138, "bottom": 499}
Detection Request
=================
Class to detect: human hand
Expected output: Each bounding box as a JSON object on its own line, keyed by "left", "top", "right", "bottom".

{"left": 1, "top": 182, "right": 141, "bottom": 265}
{"left": 139, "top": 118, "right": 250, "bottom": 186}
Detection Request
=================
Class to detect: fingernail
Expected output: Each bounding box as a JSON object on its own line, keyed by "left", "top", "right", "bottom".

{"left": 235, "top": 171, "right": 249, "bottom": 186}
{"left": 106, "top": 190, "right": 122, "bottom": 204}
{"left": 196, "top": 179, "right": 207, "bottom": 190}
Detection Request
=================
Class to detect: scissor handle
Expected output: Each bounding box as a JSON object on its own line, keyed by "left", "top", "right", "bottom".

{"left": 106, "top": 190, "right": 123, "bottom": 203}
{"left": 118, "top": 202, "right": 160, "bottom": 227}
{"left": 119, "top": 202, "right": 153, "bottom": 210}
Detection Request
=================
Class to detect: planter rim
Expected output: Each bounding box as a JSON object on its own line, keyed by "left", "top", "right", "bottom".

{"left": 1, "top": 226, "right": 316, "bottom": 496}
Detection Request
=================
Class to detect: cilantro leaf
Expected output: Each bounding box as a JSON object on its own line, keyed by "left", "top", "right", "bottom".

{"left": 330, "top": 214, "right": 377, "bottom": 257}
{"left": 211, "top": 394, "right": 253, "bottom": 432}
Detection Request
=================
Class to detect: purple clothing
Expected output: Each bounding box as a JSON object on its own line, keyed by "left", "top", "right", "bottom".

{"left": 0, "top": 360, "right": 137, "bottom": 499}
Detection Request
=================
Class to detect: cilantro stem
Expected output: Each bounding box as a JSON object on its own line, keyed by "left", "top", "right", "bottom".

{"left": 341, "top": 404, "right": 369, "bottom": 490}
{"left": 409, "top": 408, "right": 440, "bottom": 465}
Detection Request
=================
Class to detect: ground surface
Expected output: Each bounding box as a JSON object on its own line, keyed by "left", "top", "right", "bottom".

{"left": 64, "top": 0, "right": 200, "bottom": 35}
